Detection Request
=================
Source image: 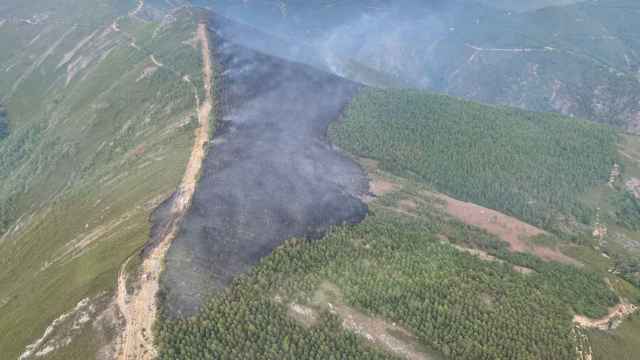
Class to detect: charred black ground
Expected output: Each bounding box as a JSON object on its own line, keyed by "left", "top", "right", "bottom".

{"left": 160, "top": 14, "right": 369, "bottom": 317}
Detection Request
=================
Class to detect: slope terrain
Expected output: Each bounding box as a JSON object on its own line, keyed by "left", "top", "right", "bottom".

{"left": 0, "top": 1, "right": 209, "bottom": 359}
{"left": 157, "top": 76, "right": 640, "bottom": 359}
{"left": 330, "top": 88, "right": 619, "bottom": 231}
{"left": 115, "top": 20, "right": 214, "bottom": 360}
{"left": 160, "top": 13, "right": 368, "bottom": 318}
{"left": 331, "top": 87, "right": 640, "bottom": 289}
{"left": 157, "top": 163, "right": 625, "bottom": 359}
{"left": 1, "top": 1, "right": 640, "bottom": 359}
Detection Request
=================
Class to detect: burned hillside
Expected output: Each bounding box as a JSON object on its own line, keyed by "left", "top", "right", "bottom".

{"left": 160, "top": 14, "right": 369, "bottom": 317}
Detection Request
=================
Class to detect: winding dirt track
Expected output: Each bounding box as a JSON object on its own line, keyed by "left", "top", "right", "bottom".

{"left": 574, "top": 300, "right": 638, "bottom": 330}
{"left": 115, "top": 22, "right": 212, "bottom": 360}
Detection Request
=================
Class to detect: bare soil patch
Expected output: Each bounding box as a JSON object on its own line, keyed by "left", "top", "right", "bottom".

{"left": 357, "top": 158, "right": 400, "bottom": 203}
{"left": 512, "top": 265, "right": 535, "bottom": 274}
{"left": 287, "top": 303, "right": 318, "bottom": 327}
{"left": 357, "top": 167, "right": 575, "bottom": 267}
{"left": 361, "top": 174, "right": 399, "bottom": 203}
{"left": 452, "top": 244, "right": 498, "bottom": 262}
{"left": 433, "top": 193, "right": 579, "bottom": 265}
{"left": 136, "top": 65, "right": 158, "bottom": 82}
{"left": 399, "top": 199, "right": 418, "bottom": 212}
{"left": 19, "top": 297, "right": 97, "bottom": 359}
{"left": 371, "top": 177, "right": 399, "bottom": 197}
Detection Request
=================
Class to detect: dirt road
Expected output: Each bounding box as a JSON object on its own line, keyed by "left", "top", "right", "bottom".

{"left": 115, "top": 22, "right": 212, "bottom": 360}
{"left": 574, "top": 300, "right": 638, "bottom": 330}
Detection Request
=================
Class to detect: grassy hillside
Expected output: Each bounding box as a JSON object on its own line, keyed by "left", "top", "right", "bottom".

{"left": 326, "top": 88, "right": 640, "bottom": 358}
{"left": 584, "top": 133, "right": 640, "bottom": 289}
{"left": 157, "top": 170, "right": 620, "bottom": 360}
{"left": 0, "top": 2, "right": 207, "bottom": 358}
{"left": 589, "top": 313, "right": 640, "bottom": 360}
{"left": 330, "top": 88, "right": 618, "bottom": 232}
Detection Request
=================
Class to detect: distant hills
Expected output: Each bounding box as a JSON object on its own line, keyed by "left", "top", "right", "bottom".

{"left": 186, "top": 0, "right": 640, "bottom": 133}
{"left": 477, "top": 0, "right": 586, "bottom": 11}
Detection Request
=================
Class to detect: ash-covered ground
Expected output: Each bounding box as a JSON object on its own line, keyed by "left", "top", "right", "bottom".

{"left": 160, "top": 14, "right": 369, "bottom": 317}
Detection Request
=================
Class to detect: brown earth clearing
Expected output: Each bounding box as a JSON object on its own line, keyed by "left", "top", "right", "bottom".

{"left": 361, "top": 160, "right": 579, "bottom": 266}
{"left": 432, "top": 193, "right": 580, "bottom": 265}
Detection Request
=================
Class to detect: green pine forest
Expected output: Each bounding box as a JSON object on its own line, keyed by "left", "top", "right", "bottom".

{"left": 158, "top": 87, "right": 640, "bottom": 359}
{"left": 329, "top": 88, "right": 620, "bottom": 232}
{"left": 157, "top": 174, "right": 627, "bottom": 360}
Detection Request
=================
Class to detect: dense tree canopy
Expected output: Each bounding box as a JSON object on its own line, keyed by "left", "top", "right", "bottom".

{"left": 329, "top": 88, "right": 619, "bottom": 231}
{"left": 158, "top": 191, "right": 617, "bottom": 359}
